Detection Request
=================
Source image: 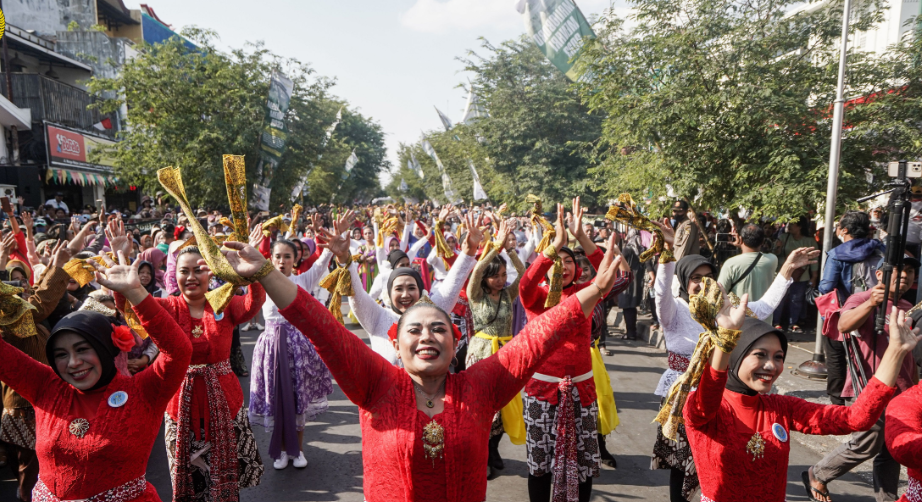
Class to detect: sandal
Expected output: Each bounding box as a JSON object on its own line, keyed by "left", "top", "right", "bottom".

{"left": 801, "top": 470, "right": 832, "bottom": 502}
{"left": 791, "top": 325, "right": 804, "bottom": 333}
{"left": 601, "top": 348, "right": 612, "bottom": 356}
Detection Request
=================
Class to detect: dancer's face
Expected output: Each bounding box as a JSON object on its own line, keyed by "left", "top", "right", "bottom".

{"left": 51, "top": 332, "right": 102, "bottom": 391}
{"left": 176, "top": 253, "right": 211, "bottom": 300}
{"left": 737, "top": 334, "right": 785, "bottom": 394}
{"left": 390, "top": 276, "right": 420, "bottom": 312}
{"left": 393, "top": 306, "right": 455, "bottom": 377}
{"left": 485, "top": 265, "right": 507, "bottom": 294}
{"left": 686, "top": 265, "right": 714, "bottom": 297}
{"left": 272, "top": 244, "right": 295, "bottom": 277}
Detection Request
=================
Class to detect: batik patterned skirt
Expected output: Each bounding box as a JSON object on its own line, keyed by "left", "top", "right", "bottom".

{"left": 164, "top": 407, "right": 263, "bottom": 501}
{"left": 248, "top": 321, "right": 333, "bottom": 431}
{"left": 0, "top": 407, "right": 35, "bottom": 449}
{"left": 651, "top": 422, "right": 699, "bottom": 499}
{"left": 523, "top": 387, "right": 600, "bottom": 482}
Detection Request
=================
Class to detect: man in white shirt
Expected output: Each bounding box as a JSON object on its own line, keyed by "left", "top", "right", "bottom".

{"left": 43, "top": 192, "right": 69, "bottom": 214}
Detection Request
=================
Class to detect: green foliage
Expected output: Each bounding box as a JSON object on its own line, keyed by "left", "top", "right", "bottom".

{"left": 396, "top": 38, "right": 603, "bottom": 211}
{"left": 86, "top": 28, "right": 386, "bottom": 208}
{"left": 575, "top": 0, "right": 906, "bottom": 220}
{"left": 67, "top": 21, "right": 80, "bottom": 32}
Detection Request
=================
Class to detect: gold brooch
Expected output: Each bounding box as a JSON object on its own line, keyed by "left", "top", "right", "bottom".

{"left": 422, "top": 420, "right": 445, "bottom": 464}
{"left": 746, "top": 432, "right": 765, "bottom": 461}
{"left": 69, "top": 418, "right": 90, "bottom": 438}
{"left": 191, "top": 325, "right": 204, "bottom": 338}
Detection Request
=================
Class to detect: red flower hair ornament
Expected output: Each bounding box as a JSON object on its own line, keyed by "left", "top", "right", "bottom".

{"left": 111, "top": 324, "right": 136, "bottom": 352}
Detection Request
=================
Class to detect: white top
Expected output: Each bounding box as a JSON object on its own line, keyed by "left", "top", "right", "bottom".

{"left": 503, "top": 226, "right": 540, "bottom": 284}
{"left": 261, "top": 249, "right": 333, "bottom": 323}
{"left": 653, "top": 260, "right": 792, "bottom": 397}
{"left": 347, "top": 252, "right": 477, "bottom": 365}
{"left": 44, "top": 199, "right": 69, "bottom": 213}
{"left": 370, "top": 235, "right": 430, "bottom": 306}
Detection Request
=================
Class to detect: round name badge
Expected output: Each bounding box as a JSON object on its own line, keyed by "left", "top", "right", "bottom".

{"left": 108, "top": 391, "right": 128, "bottom": 408}
{"left": 214, "top": 311, "right": 224, "bottom": 321}
{"left": 772, "top": 423, "right": 788, "bottom": 443}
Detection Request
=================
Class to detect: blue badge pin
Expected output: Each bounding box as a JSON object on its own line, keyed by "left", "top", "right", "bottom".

{"left": 108, "top": 391, "right": 128, "bottom": 408}
{"left": 772, "top": 423, "right": 788, "bottom": 443}
{"left": 214, "top": 311, "right": 224, "bottom": 321}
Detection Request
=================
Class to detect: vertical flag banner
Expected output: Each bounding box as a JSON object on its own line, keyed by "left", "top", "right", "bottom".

{"left": 399, "top": 178, "right": 409, "bottom": 192}
{"left": 435, "top": 107, "right": 453, "bottom": 131}
{"left": 515, "top": 0, "right": 595, "bottom": 81}
{"left": 410, "top": 152, "right": 424, "bottom": 179}
{"left": 421, "top": 136, "right": 461, "bottom": 204}
{"left": 421, "top": 137, "right": 446, "bottom": 172}
{"left": 462, "top": 85, "right": 488, "bottom": 124}
{"left": 253, "top": 70, "right": 294, "bottom": 211}
{"left": 342, "top": 149, "right": 358, "bottom": 180}
{"left": 292, "top": 106, "right": 343, "bottom": 201}
{"left": 468, "top": 160, "right": 488, "bottom": 201}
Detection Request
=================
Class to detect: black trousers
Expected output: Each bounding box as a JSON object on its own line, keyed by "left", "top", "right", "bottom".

{"left": 823, "top": 336, "right": 848, "bottom": 406}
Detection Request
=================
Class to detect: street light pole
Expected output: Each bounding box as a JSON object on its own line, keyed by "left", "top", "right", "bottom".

{"left": 799, "top": 0, "right": 852, "bottom": 378}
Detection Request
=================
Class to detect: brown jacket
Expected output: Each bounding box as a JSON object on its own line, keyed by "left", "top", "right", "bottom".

{"left": 1, "top": 266, "right": 70, "bottom": 410}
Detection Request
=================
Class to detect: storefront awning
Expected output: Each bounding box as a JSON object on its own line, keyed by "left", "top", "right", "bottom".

{"left": 46, "top": 167, "right": 117, "bottom": 187}
{"left": 0, "top": 94, "right": 31, "bottom": 130}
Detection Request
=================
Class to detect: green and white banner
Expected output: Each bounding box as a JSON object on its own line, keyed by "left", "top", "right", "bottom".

{"left": 515, "top": 0, "right": 595, "bottom": 81}
{"left": 253, "top": 70, "right": 294, "bottom": 210}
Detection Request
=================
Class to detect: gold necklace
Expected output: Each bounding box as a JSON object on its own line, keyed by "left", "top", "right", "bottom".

{"left": 413, "top": 381, "right": 442, "bottom": 409}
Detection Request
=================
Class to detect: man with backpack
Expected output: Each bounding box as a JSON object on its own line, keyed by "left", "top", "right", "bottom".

{"left": 817, "top": 210, "right": 886, "bottom": 406}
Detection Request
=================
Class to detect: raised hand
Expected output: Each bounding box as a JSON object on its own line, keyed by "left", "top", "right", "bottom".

{"left": 889, "top": 309, "right": 921, "bottom": 354}
{"left": 248, "top": 224, "right": 264, "bottom": 248}
{"left": 90, "top": 250, "right": 146, "bottom": 304}
{"left": 779, "top": 247, "right": 822, "bottom": 280}
{"left": 318, "top": 227, "right": 351, "bottom": 263}
{"left": 653, "top": 218, "right": 676, "bottom": 248}
{"left": 0, "top": 232, "right": 15, "bottom": 269}
{"left": 593, "top": 233, "right": 626, "bottom": 295}
{"left": 310, "top": 212, "right": 324, "bottom": 232}
{"left": 716, "top": 285, "right": 748, "bottom": 332}
{"left": 567, "top": 196, "right": 585, "bottom": 239}
{"left": 21, "top": 212, "right": 33, "bottom": 232}
{"left": 438, "top": 204, "right": 452, "bottom": 222}
{"left": 461, "top": 211, "right": 484, "bottom": 256}
{"left": 495, "top": 219, "right": 511, "bottom": 248}
{"left": 552, "top": 203, "right": 567, "bottom": 251}
{"left": 104, "top": 219, "right": 130, "bottom": 257}
{"left": 334, "top": 210, "right": 356, "bottom": 236}
{"left": 50, "top": 239, "right": 72, "bottom": 269}
{"left": 216, "top": 241, "right": 269, "bottom": 278}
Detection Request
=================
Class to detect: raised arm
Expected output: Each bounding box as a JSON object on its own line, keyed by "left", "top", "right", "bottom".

{"left": 224, "top": 282, "right": 266, "bottom": 326}
{"left": 786, "top": 376, "right": 895, "bottom": 436}
{"left": 467, "top": 246, "right": 500, "bottom": 303}
{"left": 292, "top": 248, "right": 333, "bottom": 292}
{"left": 885, "top": 383, "right": 922, "bottom": 471}
{"left": 0, "top": 335, "right": 64, "bottom": 407}
{"left": 346, "top": 262, "right": 397, "bottom": 339}
{"left": 504, "top": 247, "right": 526, "bottom": 299}
{"left": 749, "top": 247, "right": 820, "bottom": 320}
{"left": 655, "top": 262, "right": 679, "bottom": 330}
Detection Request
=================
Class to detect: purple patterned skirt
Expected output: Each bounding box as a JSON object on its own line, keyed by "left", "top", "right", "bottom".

{"left": 249, "top": 320, "right": 332, "bottom": 458}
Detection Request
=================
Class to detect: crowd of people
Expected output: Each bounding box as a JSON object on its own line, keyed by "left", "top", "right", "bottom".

{"left": 0, "top": 182, "right": 920, "bottom": 502}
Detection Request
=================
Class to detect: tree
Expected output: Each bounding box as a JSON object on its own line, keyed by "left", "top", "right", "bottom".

{"left": 574, "top": 0, "right": 916, "bottom": 220}
{"left": 88, "top": 28, "right": 386, "bottom": 208}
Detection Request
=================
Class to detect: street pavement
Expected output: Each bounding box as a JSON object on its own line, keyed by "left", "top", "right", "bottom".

{"left": 1, "top": 320, "right": 887, "bottom": 501}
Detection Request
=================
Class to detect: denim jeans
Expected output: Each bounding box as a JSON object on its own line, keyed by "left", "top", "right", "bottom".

{"left": 772, "top": 280, "right": 809, "bottom": 328}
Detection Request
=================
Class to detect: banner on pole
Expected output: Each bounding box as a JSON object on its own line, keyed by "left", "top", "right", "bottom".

{"left": 468, "top": 160, "right": 488, "bottom": 201}
{"left": 435, "top": 107, "right": 453, "bottom": 131}
{"left": 342, "top": 149, "right": 358, "bottom": 180}
{"left": 253, "top": 70, "right": 294, "bottom": 210}
{"left": 515, "top": 0, "right": 595, "bottom": 81}
{"left": 462, "top": 85, "right": 488, "bottom": 124}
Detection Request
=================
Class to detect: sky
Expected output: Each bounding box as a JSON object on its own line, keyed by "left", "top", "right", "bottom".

{"left": 134, "top": 0, "right": 627, "bottom": 184}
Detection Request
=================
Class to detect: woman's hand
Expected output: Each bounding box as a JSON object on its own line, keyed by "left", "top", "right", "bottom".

{"left": 593, "top": 234, "right": 625, "bottom": 295}
{"left": 91, "top": 250, "right": 147, "bottom": 305}
{"left": 50, "top": 239, "right": 72, "bottom": 270}
{"left": 0, "top": 232, "right": 15, "bottom": 269}
{"left": 104, "top": 219, "right": 130, "bottom": 257}
{"left": 319, "top": 227, "right": 351, "bottom": 263}
{"left": 551, "top": 203, "right": 567, "bottom": 251}
{"left": 567, "top": 196, "right": 585, "bottom": 240}
{"left": 216, "top": 241, "right": 269, "bottom": 278}
{"left": 653, "top": 218, "right": 676, "bottom": 250}
{"left": 889, "top": 309, "right": 921, "bottom": 355}
{"left": 494, "top": 219, "right": 511, "bottom": 248}
{"left": 438, "top": 204, "right": 452, "bottom": 222}
{"left": 716, "top": 285, "right": 748, "bottom": 332}
{"left": 778, "top": 247, "right": 821, "bottom": 280}
{"left": 460, "top": 211, "right": 484, "bottom": 256}
{"left": 21, "top": 212, "right": 33, "bottom": 233}
{"left": 248, "top": 224, "right": 264, "bottom": 248}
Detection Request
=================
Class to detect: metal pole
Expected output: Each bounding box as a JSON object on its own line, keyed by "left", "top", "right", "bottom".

{"left": 0, "top": 0, "right": 21, "bottom": 166}
{"left": 799, "top": 0, "right": 852, "bottom": 379}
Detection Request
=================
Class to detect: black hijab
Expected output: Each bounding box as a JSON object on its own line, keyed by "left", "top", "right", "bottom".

{"left": 726, "top": 317, "right": 789, "bottom": 396}
{"left": 558, "top": 246, "right": 580, "bottom": 288}
{"left": 388, "top": 267, "right": 425, "bottom": 315}
{"left": 46, "top": 311, "right": 120, "bottom": 391}
{"left": 675, "top": 255, "right": 718, "bottom": 303}
{"left": 137, "top": 260, "right": 157, "bottom": 294}
{"left": 387, "top": 249, "right": 409, "bottom": 269}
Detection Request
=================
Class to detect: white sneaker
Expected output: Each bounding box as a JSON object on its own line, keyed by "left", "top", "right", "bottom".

{"left": 253, "top": 323, "right": 265, "bottom": 331}
{"left": 241, "top": 323, "right": 252, "bottom": 331}
{"left": 292, "top": 451, "right": 308, "bottom": 469}
{"left": 273, "top": 451, "right": 289, "bottom": 470}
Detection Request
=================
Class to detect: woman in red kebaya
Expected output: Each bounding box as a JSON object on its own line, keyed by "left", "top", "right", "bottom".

{"left": 206, "top": 230, "right": 625, "bottom": 502}
{"left": 107, "top": 221, "right": 266, "bottom": 502}
{"left": 885, "top": 377, "right": 922, "bottom": 501}
{"left": 518, "top": 197, "right": 632, "bottom": 502}
{"left": 0, "top": 250, "right": 192, "bottom": 502}
{"left": 683, "top": 288, "right": 918, "bottom": 502}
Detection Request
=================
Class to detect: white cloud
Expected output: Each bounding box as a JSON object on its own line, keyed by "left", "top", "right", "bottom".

{"left": 399, "top": 0, "right": 522, "bottom": 33}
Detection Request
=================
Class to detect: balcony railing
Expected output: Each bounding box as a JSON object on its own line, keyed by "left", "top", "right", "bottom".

{"left": 0, "top": 73, "right": 118, "bottom": 138}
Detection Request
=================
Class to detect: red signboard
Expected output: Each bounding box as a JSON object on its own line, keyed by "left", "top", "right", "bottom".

{"left": 47, "top": 125, "right": 87, "bottom": 164}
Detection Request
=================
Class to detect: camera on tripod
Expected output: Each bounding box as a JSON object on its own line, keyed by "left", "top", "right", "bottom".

{"left": 888, "top": 161, "right": 922, "bottom": 178}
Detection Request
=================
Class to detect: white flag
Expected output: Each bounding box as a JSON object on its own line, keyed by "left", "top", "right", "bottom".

{"left": 462, "top": 85, "right": 488, "bottom": 124}
{"left": 409, "top": 152, "right": 424, "bottom": 179}
{"left": 441, "top": 171, "right": 461, "bottom": 204}
{"left": 399, "top": 178, "right": 409, "bottom": 192}
{"left": 421, "top": 137, "right": 445, "bottom": 172}
{"left": 468, "top": 159, "right": 488, "bottom": 201}
{"left": 434, "top": 107, "right": 453, "bottom": 131}
{"left": 342, "top": 149, "right": 358, "bottom": 180}
{"left": 323, "top": 107, "right": 343, "bottom": 147}
{"left": 252, "top": 184, "right": 271, "bottom": 212}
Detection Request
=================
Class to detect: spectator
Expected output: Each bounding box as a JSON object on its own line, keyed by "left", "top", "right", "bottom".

{"left": 671, "top": 200, "right": 699, "bottom": 261}
{"left": 772, "top": 216, "right": 818, "bottom": 332}
{"left": 806, "top": 261, "right": 918, "bottom": 502}
{"left": 717, "top": 223, "right": 778, "bottom": 300}
{"left": 43, "top": 192, "right": 68, "bottom": 214}
{"left": 817, "top": 210, "right": 885, "bottom": 406}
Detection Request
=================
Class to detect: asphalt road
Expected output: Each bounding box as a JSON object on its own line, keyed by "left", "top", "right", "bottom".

{"left": 1, "top": 322, "right": 885, "bottom": 501}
